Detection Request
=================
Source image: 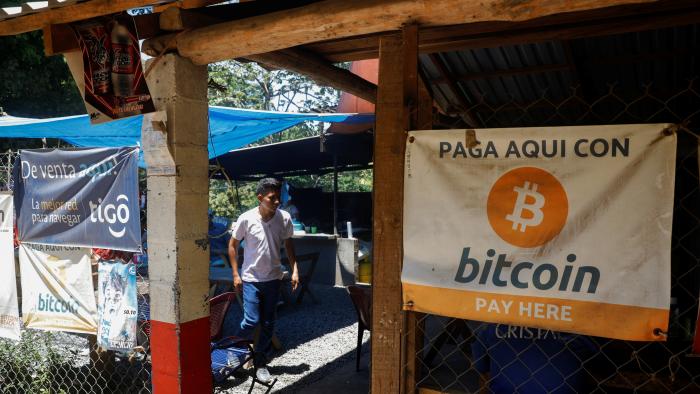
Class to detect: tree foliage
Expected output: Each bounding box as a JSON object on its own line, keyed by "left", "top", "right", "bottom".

{"left": 0, "top": 0, "right": 84, "bottom": 118}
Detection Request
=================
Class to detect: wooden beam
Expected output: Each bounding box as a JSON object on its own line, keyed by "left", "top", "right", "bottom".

{"left": 158, "top": 5, "right": 222, "bottom": 31}
{"left": 0, "top": 0, "right": 176, "bottom": 36}
{"left": 372, "top": 28, "right": 412, "bottom": 394}
{"left": 428, "top": 53, "right": 480, "bottom": 127}
{"left": 246, "top": 49, "right": 378, "bottom": 104}
{"left": 304, "top": 1, "right": 700, "bottom": 62}
{"left": 142, "top": 0, "right": 664, "bottom": 65}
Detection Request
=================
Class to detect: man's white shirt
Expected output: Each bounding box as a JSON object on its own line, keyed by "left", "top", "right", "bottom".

{"left": 231, "top": 207, "right": 294, "bottom": 282}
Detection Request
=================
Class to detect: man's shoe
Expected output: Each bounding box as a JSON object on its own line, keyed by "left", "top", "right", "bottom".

{"left": 255, "top": 367, "right": 273, "bottom": 384}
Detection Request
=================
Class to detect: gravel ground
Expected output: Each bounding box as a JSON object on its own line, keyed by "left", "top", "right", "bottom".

{"left": 216, "top": 284, "right": 369, "bottom": 393}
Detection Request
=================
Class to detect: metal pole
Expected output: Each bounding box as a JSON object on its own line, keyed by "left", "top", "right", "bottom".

{"left": 234, "top": 179, "right": 243, "bottom": 213}
{"left": 333, "top": 154, "right": 338, "bottom": 235}
{"left": 6, "top": 149, "right": 12, "bottom": 191}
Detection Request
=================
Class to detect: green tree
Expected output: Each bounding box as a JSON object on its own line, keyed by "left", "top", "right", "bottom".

{"left": 0, "top": 0, "right": 84, "bottom": 118}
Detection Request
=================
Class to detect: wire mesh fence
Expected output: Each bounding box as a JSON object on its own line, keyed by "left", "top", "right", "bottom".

{"left": 404, "top": 78, "right": 700, "bottom": 393}
{"left": 0, "top": 156, "right": 152, "bottom": 394}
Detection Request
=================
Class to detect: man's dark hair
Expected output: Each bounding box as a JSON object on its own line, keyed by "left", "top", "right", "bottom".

{"left": 256, "top": 178, "right": 281, "bottom": 195}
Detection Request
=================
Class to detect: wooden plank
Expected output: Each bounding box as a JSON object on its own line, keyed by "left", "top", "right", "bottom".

{"left": 247, "top": 49, "right": 378, "bottom": 104}
{"left": 427, "top": 53, "right": 480, "bottom": 127}
{"left": 304, "top": 1, "right": 700, "bottom": 62}
{"left": 142, "top": 0, "right": 665, "bottom": 65}
{"left": 371, "top": 31, "right": 408, "bottom": 394}
{"left": 0, "top": 0, "right": 175, "bottom": 36}
{"left": 158, "top": 5, "right": 222, "bottom": 30}
{"left": 403, "top": 35, "right": 431, "bottom": 394}
{"left": 401, "top": 26, "right": 419, "bottom": 394}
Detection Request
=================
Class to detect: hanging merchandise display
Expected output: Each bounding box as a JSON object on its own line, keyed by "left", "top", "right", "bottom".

{"left": 97, "top": 260, "right": 137, "bottom": 350}
{"left": 69, "top": 14, "right": 155, "bottom": 124}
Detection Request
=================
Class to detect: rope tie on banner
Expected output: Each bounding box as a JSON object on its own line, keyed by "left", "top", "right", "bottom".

{"left": 144, "top": 29, "right": 191, "bottom": 79}
{"left": 668, "top": 354, "right": 681, "bottom": 382}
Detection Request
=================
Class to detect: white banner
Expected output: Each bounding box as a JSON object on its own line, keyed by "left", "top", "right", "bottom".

{"left": 0, "top": 194, "right": 20, "bottom": 340}
{"left": 403, "top": 124, "right": 676, "bottom": 341}
{"left": 20, "top": 244, "right": 97, "bottom": 334}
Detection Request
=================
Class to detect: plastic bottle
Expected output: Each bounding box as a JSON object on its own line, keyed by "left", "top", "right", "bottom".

{"left": 110, "top": 21, "right": 135, "bottom": 97}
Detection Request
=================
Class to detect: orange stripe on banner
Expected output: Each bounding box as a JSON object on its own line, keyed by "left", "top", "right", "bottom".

{"left": 151, "top": 318, "right": 212, "bottom": 394}
{"left": 402, "top": 282, "right": 669, "bottom": 341}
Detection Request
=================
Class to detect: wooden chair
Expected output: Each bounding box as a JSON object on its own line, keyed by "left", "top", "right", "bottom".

{"left": 347, "top": 285, "right": 372, "bottom": 371}
{"left": 282, "top": 252, "right": 320, "bottom": 304}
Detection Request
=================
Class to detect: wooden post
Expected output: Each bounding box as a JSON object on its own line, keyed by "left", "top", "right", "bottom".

{"left": 404, "top": 70, "right": 433, "bottom": 394}
{"left": 372, "top": 24, "right": 418, "bottom": 394}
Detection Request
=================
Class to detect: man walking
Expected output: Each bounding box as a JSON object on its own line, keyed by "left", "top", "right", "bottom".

{"left": 228, "top": 178, "right": 298, "bottom": 383}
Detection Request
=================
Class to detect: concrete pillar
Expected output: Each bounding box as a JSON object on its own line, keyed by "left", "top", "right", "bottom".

{"left": 144, "top": 54, "right": 211, "bottom": 393}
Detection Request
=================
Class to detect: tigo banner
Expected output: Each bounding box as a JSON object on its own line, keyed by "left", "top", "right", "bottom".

{"left": 19, "top": 244, "right": 97, "bottom": 334}
{"left": 97, "top": 260, "right": 137, "bottom": 350}
{"left": 0, "top": 194, "right": 20, "bottom": 340}
{"left": 402, "top": 124, "right": 676, "bottom": 341}
{"left": 14, "top": 147, "right": 141, "bottom": 252}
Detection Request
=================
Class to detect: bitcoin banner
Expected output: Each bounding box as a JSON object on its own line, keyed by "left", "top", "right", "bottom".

{"left": 402, "top": 124, "right": 676, "bottom": 341}
{"left": 19, "top": 244, "right": 97, "bottom": 334}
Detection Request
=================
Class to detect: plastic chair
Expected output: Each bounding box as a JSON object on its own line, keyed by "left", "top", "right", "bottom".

{"left": 347, "top": 285, "right": 372, "bottom": 371}
{"left": 210, "top": 292, "right": 237, "bottom": 341}
{"left": 209, "top": 292, "right": 277, "bottom": 392}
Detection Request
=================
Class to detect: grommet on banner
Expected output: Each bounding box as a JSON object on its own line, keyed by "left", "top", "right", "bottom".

{"left": 662, "top": 124, "right": 678, "bottom": 136}
{"left": 653, "top": 328, "right": 668, "bottom": 338}
{"left": 408, "top": 136, "right": 415, "bottom": 143}
{"left": 404, "top": 300, "right": 415, "bottom": 308}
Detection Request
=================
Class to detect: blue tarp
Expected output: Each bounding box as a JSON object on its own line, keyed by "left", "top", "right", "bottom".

{"left": 0, "top": 106, "right": 374, "bottom": 159}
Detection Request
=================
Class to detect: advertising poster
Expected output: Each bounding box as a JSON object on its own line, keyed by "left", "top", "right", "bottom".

{"left": 19, "top": 244, "right": 97, "bottom": 334}
{"left": 14, "top": 147, "right": 142, "bottom": 252}
{"left": 97, "top": 261, "right": 137, "bottom": 350}
{"left": 70, "top": 14, "right": 154, "bottom": 124}
{"left": 402, "top": 124, "right": 676, "bottom": 341}
{"left": 0, "top": 194, "right": 20, "bottom": 340}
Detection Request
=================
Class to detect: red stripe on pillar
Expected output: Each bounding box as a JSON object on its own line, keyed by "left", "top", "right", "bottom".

{"left": 151, "top": 317, "right": 212, "bottom": 394}
{"left": 181, "top": 316, "right": 212, "bottom": 393}
{"left": 151, "top": 320, "right": 180, "bottom": 393}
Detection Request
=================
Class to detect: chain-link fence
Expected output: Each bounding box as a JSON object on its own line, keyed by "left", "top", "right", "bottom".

{"left": 0, "top": 156, "right": 152, "bottom": 394}
{"left": 404, "top": 78, "right": 700, "bottom": 393}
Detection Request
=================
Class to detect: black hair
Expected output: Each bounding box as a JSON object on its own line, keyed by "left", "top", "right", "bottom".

{"left": 256, "top": 178, "right": 281, "bottom": 195}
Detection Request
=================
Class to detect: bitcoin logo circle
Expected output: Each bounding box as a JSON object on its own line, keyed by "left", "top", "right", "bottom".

{"left": 487, "top": 167, "right": 568, "bottom": 248}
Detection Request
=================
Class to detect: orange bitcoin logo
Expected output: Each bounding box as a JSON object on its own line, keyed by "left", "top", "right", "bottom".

{"left": 487, "top": 167, "right": 568, "bottom": 248}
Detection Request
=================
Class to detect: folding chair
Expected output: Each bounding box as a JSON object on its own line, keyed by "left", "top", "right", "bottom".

{"left": 209, "top": 292, "right": 277, "bottom": 393}
{"left": 347, "top": 285, "right": 372, "bottom": 371}
{"left": 282, "top": 252, "right": 320, "bottom": 304}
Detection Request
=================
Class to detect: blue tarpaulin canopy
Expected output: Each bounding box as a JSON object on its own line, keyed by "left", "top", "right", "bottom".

{"left": 0, "top": 106, "right": 374, "bottom": 158}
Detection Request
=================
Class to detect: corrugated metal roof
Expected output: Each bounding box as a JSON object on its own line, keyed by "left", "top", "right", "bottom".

{"left": 421, "top": 24, "right": 700, "bottom": 128}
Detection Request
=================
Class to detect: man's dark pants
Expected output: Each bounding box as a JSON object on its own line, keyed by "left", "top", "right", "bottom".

{"left": 238, "top": 280, "right": 281, "bottom": 367}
